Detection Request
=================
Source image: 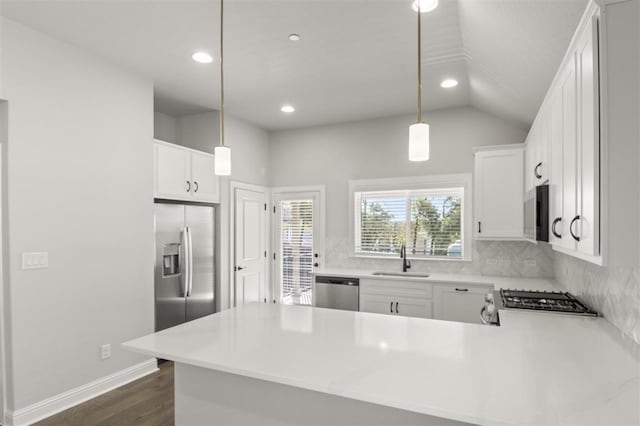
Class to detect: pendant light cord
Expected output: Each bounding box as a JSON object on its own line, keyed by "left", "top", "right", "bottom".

{"left": 417, "top": 2, "right": 422, "bottom": 124}
{"left": 219, "top": 0, "right": 225, "bottom": 147}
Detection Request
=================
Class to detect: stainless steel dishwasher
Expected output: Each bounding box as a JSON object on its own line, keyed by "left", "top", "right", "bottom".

{"left": 314, "top": 276, "right": 359, "bottom": 311}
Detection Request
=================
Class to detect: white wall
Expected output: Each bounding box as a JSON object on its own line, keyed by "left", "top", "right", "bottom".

{"left": 1, "top": 17, "right": 154, "bottom": 412}
{"left": 268, "top": 107, "right": 555, "bottom": 276}
{"left": 154, "top": 111, "right": 270, "bottom": 309}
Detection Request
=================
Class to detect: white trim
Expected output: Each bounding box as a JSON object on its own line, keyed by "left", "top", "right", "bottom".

{"left": 348, "top": 174, "right": 473, "bottom": 261}
{"left": 230, "top": 181, "right": 270, "bottom": 306}
{"left": 5, "top": 359, "right": 158, "bottom": 426}
{"left": 154, "top": 138, "right": 213, "bottom": 157}
{"left": 552, "top": 244, "right": 604, "bottom": 266}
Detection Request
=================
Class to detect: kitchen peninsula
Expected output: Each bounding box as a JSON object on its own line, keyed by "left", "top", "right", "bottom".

{"left": 123, "top": 301, "right": 639, "bottom": 426}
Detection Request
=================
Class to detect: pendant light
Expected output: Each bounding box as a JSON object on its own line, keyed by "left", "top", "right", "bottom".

{"left": 215, "top": 0, "right": 231, "bottom": 176}
{"left": 408, "top": 0, "right": 430, "bottom": 162}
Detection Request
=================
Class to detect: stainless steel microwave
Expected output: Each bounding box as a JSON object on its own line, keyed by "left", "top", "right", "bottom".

{"left": 524, "top": 184, "right": 549, "bottom": 241}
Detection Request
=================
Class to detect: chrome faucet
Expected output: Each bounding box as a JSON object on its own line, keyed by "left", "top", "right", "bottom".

{"left": 400, "top": 244, "right": 411, "bottom": 273}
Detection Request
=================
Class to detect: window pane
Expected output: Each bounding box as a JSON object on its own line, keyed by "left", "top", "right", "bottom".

{"left": 358, "top": 194, "right": 406, "bottom": 255}
{"left": 408, "top": 195, "right": 462, "bottom": 257}
{"left": 280, "top": 200, "right": 313, "bottom": 304}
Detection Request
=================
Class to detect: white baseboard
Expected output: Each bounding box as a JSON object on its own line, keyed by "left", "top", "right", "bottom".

{"left": 5, "top": 358, "right": 158, "bottom": 426}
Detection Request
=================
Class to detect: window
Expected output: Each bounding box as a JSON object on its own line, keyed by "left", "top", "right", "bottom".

{"left": 349, "top": 175, "right": 472, "bottom": 260}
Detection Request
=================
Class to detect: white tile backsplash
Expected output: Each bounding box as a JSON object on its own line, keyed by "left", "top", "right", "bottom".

{"left": 324, "top": 237, "right": 554, "bottom": 277}
{"left": 554, "top": 252, "right": 640, "bottom": 344}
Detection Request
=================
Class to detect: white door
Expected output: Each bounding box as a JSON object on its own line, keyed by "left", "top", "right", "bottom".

{"left": 234, "top": 187, "right": 267, "bottom": 305}
{"left": 155, "top": 141, "right": 191, "bottom": 200}
{"left": 191, "top": 151, "right": 219, "bottom": 202}
{"left": 273, "top": 190, "right": 324, "bottom": 305}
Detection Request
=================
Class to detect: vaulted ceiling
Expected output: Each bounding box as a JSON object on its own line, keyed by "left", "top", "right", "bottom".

{"left": 1, "top": 0, "right": 588, "bottom": 131}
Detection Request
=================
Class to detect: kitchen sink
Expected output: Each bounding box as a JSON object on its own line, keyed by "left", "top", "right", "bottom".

{"left": 371, "top": 271, "right": 430, "bottom": 278}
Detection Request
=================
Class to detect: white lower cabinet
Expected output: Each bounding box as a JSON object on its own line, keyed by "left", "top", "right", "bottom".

{"left": 359, "top": 279, "right": 432, "bottom": 319}
{"left": 432, "top": 284, "right": 493, "bottom": 324}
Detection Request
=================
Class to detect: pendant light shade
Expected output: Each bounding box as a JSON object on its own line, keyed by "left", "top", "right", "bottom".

{"left": 409, "top": 122, "right": 430, "bottom": 161}
{"left": 214, "top": 0, "right": 231, "bottom": 176}
{"left": 408, "top": 0, "right": 430, "bottom": 162}
{"left": 214, "top": 145, "right": 231, "bottom": 176}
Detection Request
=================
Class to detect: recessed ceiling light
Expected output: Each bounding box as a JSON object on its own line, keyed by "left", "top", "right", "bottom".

{"left": 192, "top": 51, "right": 213, "bottom": 64}
{"left": 440, "top": 79, "right": 458, "bottom": 88}
{"left": 281, "top": 105, "right": 295, "bottom": 113}
{"left": 411, "top": 0, "right": 439, "bottom": 13}
{"left": 288, "top": 33, "right": 301, "bottom": 41}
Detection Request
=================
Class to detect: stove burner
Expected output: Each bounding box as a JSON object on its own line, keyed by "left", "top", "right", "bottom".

{"left": 499, "top": 289, "right": 597, "bottom": 316}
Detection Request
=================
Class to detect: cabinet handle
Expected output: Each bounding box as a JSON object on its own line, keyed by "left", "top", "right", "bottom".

{"left": 478, "top": 221, "right": 482, "bottom": 234}
{"left": 455, "top": 288, "right": 468, "bottom": 292}
{"left": 534, "top": 162, "right": 543, "bottom": 179}
{"left": 390, "top": 302, "right": 393, "bottom": 313}
{"left": 395, "top": 302, "right": 399, "bottom": 314}
{"left": 186, "top": 181, "right": 191, "bottom": 192}
{"left": 552, "top": 217, "right": 562, "bottom": 239}
{"left": 194, "top": 181, "right": 199, "bottom": 193}
{"left": 570, "top": 215, "right": 581, "bottom": 241}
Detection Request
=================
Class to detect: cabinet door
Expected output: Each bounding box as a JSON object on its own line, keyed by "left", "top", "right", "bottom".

{"left": 561, "top": 54, "right": 578, "bottom": 252}
{"left": 359, "top": 294, "right": 394, "bottom": 316}
{"left": 155, "top": 142, "right": 191, "bottom": 200}
{"left": 549, "top": 88, "right": 565, "bottom": 246}
{"left": 474, "top": 148, "right": 524, "bottom": 238}
{"left": 191, "top": 151, "right": 219, "bottom": 202}
{"left": 394, "top": 296, "right": 431, "bottom": 319}
{"left": 576, "top": 17, "right": 600, "bottom": 257}
{"left": 432, "top": 285, "right": 491, "bottom": 324}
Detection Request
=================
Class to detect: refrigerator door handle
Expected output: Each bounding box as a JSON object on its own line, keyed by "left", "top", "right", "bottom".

{"left": 187, "top": 226, "right": 194, "bottom": 297}
{"left": 181, "top": 227, "right": 189, "bottom": 297}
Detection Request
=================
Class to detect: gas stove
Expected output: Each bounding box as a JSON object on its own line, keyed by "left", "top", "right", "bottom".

{"left": 481, "top": 289, "right": 598, "bottom": 325}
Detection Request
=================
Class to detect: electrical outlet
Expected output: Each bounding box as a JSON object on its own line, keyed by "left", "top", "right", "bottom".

{"left": 498, "top": 257, "right": 510, "bottom": 266}
{"left": 525, "top": 259, "right": 537, "bottom": 266}
{"left": 100, "top": 344, "right": 111, "bottom": 360}
{"left": 486, "top": 258, "right": 498, "bottom": 265}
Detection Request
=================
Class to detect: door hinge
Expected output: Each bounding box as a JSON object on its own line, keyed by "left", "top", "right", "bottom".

{"left": 264, "top": 251, "right": 267, "bottom": 258}
{"left": 273, "top": 253, "right": 276, "bottom": 260}
{"left": 264, "top": 203, "right": 267, "bottom": 211}
{"left": 273, "top": 206, "right": 276, "bottom": 213}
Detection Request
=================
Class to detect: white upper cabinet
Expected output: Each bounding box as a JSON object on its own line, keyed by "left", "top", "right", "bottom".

{"left": 474, "top": 145, "right": 525, "bottom": 240}
{"left": 545, "top": 11, "right": 600, "bottom": 262}
{"left": 575, "top": 16, "right": 600, "bottom": 257}
{"left": 190, "top": 151, "right": 219, "bottom": 202}
{"left": 525, "top": 108, "right": 550, "bottom": 192}
{"left": 154, "top": 140, "right": 220, "bottom": 203}
{"left": 155, "top": 141, "right": 191, "bottom": 199}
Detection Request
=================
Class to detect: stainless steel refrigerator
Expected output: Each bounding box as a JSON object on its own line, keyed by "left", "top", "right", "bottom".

{"left": 154, "top": 203, "right": 215, "bottom": 331}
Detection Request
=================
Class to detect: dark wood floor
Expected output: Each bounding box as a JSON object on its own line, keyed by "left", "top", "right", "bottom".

{"left": 35, "top": 361, "right": 174, "bottom": 426}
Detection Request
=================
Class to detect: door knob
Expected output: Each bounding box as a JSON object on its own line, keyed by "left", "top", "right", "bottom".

{"left": 313, "top": 263, "right": 319, "bottom": 267}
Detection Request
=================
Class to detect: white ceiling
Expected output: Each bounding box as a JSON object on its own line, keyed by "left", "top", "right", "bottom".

{"left": 1, "top": 0, "right": 588, "bottom": 131}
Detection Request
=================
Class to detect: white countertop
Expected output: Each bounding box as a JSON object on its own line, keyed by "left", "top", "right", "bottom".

{"left": 312, "top": 268, "right": 560, "bottom": 291}
{"left": 124, "top": 302, "right": 640, "bottom": 425}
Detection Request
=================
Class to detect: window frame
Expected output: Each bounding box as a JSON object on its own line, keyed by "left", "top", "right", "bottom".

{"left": 348, "top": 174, "right": 473, "bottom": 261}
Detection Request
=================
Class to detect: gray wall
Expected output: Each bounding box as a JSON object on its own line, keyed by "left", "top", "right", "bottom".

{"left": 269, "top": 106, "right": 553, "bottom": 277}
{"left": 1, "top": 18, "right": 155, "bottom": 410}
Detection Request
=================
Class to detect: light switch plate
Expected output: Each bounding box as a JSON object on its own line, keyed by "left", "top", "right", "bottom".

{"left": 22, "top": 252, "right": 48, "bottom": 270}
